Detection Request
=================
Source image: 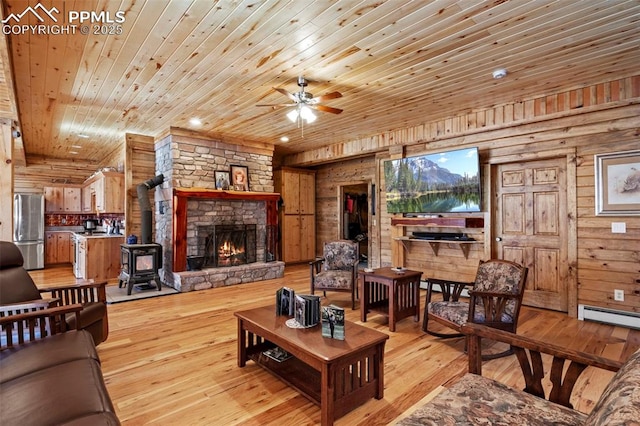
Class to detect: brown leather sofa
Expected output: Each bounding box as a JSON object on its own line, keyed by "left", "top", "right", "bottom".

{"left": 0, "top": 240, "right": 109, "bottom": 344}
{"left": 0, "top": 329, "right": 120, "bottom": 425}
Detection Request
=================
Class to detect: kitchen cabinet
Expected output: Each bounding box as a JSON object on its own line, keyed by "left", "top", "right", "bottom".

{"left": 274, "top": 168, "right": 316, "bottom": 263}
{"left": 74, "top": 234, "right": 123, "bottom": 281}
{"left": 44, "top": 186, "right": 82, "bottom": 213}
{"left": 83, "top": 171, "right": 124, "bottom": 213}
{"left": 45, "top": 231, "right": 73, "bottom": 265}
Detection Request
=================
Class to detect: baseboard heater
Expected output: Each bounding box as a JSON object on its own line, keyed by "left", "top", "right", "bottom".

{"left": 578, "top": 304, "right": 640, "bottom": 329}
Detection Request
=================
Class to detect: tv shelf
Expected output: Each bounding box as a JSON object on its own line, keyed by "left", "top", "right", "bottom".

{"left": 390, "top": 216, "right": 485, "bottom": 263}
{"left": 391, "top": 217, "right": 484, "bottom": 228}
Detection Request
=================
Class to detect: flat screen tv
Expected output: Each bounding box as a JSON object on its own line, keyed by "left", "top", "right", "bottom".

{"left": 384, "top": 147, "right": 481, "bottom": 214}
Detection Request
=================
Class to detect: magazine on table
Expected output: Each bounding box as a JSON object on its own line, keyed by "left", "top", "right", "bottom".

{"left": 262, "top": 346, "right": 292, "bottom": 363}
{"left": 321, "top": 305, "right": 345, "bottom": 340}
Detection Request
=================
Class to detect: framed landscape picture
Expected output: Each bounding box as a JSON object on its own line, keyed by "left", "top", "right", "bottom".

{"left": 595, "top": 149, "right": 640, "bottom": 216}
{"left": 214, "top": 170, "right": 230, "bottom": 190}
{"left": 230, "top": 165, "right": 249, "bottom": 191}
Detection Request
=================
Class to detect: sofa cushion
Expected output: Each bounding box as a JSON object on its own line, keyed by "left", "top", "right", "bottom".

{"left": 396, "top": 373, "right": 587, "bottom": 426}
{"left": 0, "top": 358, "right": 117, "bottom": 425}
{"left": 0, "top": 330, "right": 98, "bottom": 383}
{"left": 584, "top": 348, "right": 640, "bottom": 426}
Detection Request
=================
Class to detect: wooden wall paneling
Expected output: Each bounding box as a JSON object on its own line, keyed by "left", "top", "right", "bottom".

{"left": 0, "top": 120, "right": 12, "bottom": 241}
{"left": 13, "top": 157, "right": 97, "bottom": 194}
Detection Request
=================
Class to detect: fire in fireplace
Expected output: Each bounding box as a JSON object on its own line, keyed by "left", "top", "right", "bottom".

{"left": 200, "top": 224, "right": 257, "bottom": 268}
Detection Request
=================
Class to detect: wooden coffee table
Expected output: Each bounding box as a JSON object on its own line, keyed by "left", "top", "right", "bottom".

{"left": 235, "top": 305, "right": 389, "bottom": 426}
{"left": 359, "top": 267, "right": 422, "bottom": 331}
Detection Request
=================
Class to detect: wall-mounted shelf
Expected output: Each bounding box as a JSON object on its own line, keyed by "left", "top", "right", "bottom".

{"left": 391, "top": 217, "right": 484, "bottom": 228}
{"left": 394, "top": 236, "right": 480, "bottom": 259}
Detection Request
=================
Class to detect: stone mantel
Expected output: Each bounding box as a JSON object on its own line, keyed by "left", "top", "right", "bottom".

{"left": 172, "top": 188, "right": 280, "bottom": 272}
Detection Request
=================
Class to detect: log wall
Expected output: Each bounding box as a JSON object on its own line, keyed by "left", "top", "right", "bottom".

{"left": 124, "top": 133, "right": 156, "bottom": 241}
{"left": 312, "top": 77, "right": 640, "bottom": 316}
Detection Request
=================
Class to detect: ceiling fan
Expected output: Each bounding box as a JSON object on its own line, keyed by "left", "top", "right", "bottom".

{"left": 257, "top": 76, "right": 343, "bottom": 128}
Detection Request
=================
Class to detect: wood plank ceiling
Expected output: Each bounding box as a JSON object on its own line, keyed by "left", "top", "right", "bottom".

{"left": 1, "top": 0, "right": 639, "bottom": 164}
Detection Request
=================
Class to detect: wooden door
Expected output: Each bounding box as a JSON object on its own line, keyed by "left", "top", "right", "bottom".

{"left": 493, "top": 158, "right": 568, "bottom": 311}
{"left": 300, "top": 214, "right": 315, "bottom": 261}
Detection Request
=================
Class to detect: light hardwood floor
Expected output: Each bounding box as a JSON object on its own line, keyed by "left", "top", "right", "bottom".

{"left": 31, "top": 265, "right": 639, "bottom": 425}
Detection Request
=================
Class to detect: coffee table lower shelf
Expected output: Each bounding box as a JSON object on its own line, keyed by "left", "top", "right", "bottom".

{"left": 249, "top": 346, "right": 322, "bottom": 404}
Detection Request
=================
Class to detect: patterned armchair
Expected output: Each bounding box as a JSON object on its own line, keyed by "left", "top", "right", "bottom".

{"left": 310, "top": 240, "right": 359, "bottom": 309}
{"left": 423, "top": 259, "right": 528, "bottom": 360}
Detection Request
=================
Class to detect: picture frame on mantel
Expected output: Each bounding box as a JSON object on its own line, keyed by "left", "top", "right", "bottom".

{"left": 230, "top": 165, "right": 249, "bottom": 191}
{"left": 595, "top": 149, "right": 640, "bottom": 216}
{"left": 215, "top": 170, "right": 230, "bottom": 190}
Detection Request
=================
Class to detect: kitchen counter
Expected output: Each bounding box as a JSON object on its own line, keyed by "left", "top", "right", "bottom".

{"left": 73, "top": 232, "right": 125, "bottom": 239}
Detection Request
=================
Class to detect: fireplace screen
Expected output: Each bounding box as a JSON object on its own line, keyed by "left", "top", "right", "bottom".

{"left": 202, "top": 224, "right": 257, "bottom": 267}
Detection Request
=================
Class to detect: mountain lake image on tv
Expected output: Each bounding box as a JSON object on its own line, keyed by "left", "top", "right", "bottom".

{"left": 384, "top": 147, "right": 481, "bottom": 214}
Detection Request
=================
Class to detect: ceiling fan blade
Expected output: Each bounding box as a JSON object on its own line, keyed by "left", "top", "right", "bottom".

{"left": 313, "top": 91, "right": 342, "bottom": 103}
{"left": 256, "top": 103, "right": 297, "bottom": 107}
{"left": 312, "top": 104, "right": 343, "bottom": 114}
{"left": 273, "top": 87, "right": 297, "bottom": 101}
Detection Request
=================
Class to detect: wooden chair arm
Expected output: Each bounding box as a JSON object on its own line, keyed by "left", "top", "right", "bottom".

{"left": 462, "top": 322, "right": 623, "bottom": 408}
{"left": 38, "top": 280, "right": 108, "bottom": 305}
{"left": 309, "top": 258, "right": 324, "bottom": 276}
{"left": 0, "top": 304, "right": 84, "bottom": 349}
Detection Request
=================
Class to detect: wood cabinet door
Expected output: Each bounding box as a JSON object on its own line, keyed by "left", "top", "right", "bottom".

{"left": 282, "top": 214, "right": 301, "bottom": 262}
{"left": 82, "top": 185, "right": 92, "bottom": 212}
{"left": 300, "top": 214, "right": 315, "bottom": 261}
{"left": 44, "top": 187, "right": 64, "bottom": 212}
{"left": 493, "top": 157, "right": 568, "bottom": 312}
{"left": 299, "top": 173, "right": 315, "bottom": 214}
{"left": 56, "top": 233, "right": 71, "bottom": 263}
{"left": 64, "top": 188, "right": 81, "bottom": 212}
{"left": 94, "top": 178, "right": 105, "bottom": 211}
{"left": 282, "top": 171, "right": 300, "bottom": 214}
{"left": 45, "top": 232, "right": 57, "bottom": 264}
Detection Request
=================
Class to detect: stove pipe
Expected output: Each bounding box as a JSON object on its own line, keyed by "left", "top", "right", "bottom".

{"left": 137, "top": 174, "right": 164, "bottom": 244}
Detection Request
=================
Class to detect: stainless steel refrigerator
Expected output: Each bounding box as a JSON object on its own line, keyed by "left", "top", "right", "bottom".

{"left": 13, "top": 193, "right": 45, "bottom": 270}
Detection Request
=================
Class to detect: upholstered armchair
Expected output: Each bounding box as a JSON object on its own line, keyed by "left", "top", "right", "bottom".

{"left": 310, "top": 240, "right": 359, "bottom": 309}
{"left": 422, "top": 259, "right": 528, "bottom": 360}
{"left": 0, "top": 241, "right": 109, "bottom": 345}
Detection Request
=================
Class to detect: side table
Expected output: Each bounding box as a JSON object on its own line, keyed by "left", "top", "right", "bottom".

{"left": 359, "top": 267, "right": 422, "bottom": 331}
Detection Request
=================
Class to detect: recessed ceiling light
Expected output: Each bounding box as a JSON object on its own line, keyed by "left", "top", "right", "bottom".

{"left": 71, "top": 145, "right": 82, "bottom": 149}
{"left": 492, "top": 68, "right": 508, "bottom": 79}
{"left": 280, "top": 136, "right": 289, "bottom": 142}
{"left": 189, "top": 118, "right": 202, "bottom": 126}
{"left": 70, "top": 151, "right": 79, "bottom": 155}
{"left": 78, "top": 133, "right": 89, "bottom": 139}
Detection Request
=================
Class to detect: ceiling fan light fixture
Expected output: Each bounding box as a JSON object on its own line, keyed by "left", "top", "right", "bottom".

{"left": 286, "top": 109, "right": 299, "bottom": 122}
{"left": 300, "top": 105, "right": 316, "bottom": 123}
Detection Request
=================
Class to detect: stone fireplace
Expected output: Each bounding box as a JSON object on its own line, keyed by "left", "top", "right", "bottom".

{"left": 153, "top": 129, "right": 285, "bottom": 292}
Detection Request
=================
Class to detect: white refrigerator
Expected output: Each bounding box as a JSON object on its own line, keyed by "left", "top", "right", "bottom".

{"left": 13, "top": 193, "right": 45, "bottom": 270}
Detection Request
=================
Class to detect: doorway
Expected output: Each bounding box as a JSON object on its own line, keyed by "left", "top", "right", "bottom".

{"left": 341, "top": 183, "right": 369, "bottom": 267}
{"left": 492, "top": 157, "right": 570, "bottom": 312}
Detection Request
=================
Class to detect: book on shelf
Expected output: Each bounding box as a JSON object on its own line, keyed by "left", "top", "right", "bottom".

{"left": 294, "top": 294, "right": 321, "bottom": 327}
{"left": 276, "top": 287, "right": 295, "bottom": 316}
{"left": 321, "top": 305, "right": 345, "bottom": 340}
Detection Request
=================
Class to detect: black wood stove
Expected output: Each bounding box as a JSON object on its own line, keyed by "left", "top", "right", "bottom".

{"left": 118, "top": 243, "right": 162, "bottom": 295}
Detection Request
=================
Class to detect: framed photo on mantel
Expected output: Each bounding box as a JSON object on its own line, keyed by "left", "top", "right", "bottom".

{"left": 230, "top": 165, "right": 249, "bottom": 191}
{"left": 215, "top": 170, "right": 230, "bottom": 190}
{"left": 595, "top": 149, "right": 640, "bottom": 216}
